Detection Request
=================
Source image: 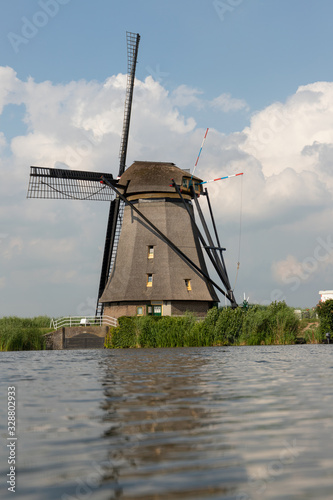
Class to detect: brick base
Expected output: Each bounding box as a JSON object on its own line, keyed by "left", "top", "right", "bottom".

{"left": 103, "top": 300, "right": 213, "bottom": 318}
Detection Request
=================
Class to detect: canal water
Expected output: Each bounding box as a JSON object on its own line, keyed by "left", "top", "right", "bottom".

{"left": 1, "top": 345, "right": 333, "bottom": 500}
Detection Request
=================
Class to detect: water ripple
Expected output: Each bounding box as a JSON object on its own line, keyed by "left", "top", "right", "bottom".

{"left": 1, "top": 345, "right": 333, "bottom": 499}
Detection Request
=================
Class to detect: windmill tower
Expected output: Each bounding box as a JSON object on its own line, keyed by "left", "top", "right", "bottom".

{"left": 100, "top": 161, "right": 220, "bottom": 317}
{"left": 27, "top": 32, "right": 237, "bottom": 318}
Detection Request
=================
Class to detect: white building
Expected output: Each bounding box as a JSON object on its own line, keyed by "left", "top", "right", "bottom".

{"left": 319, "top": 290, "right": 333, "bottom": 302}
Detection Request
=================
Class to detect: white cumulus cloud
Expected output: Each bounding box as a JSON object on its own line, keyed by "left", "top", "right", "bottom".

{"left": 2, "top": 66, "right": 333, "bottom": 313}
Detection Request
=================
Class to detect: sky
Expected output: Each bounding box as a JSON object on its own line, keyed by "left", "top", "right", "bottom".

{"left": 1, "top": 0, "right": 333, "bottom": 317}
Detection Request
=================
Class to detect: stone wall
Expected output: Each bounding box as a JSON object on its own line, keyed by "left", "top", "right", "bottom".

{"left": 44, "top": 328, "right": 65, "bottom": 350}
{"left": 171, "top": 301, "right": 210, "bottom": 317}
{"left": 44, "top": 326, "right": 109, "bottom": 350}
{"left": 104, "top": 302, "right": 149, "bottom": 318}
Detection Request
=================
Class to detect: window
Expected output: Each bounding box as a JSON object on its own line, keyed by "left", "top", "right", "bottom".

{"left": 147, "top": 274, "right": 153, "bottom": 287}
{"left": 148, "top": 246, "right": 154, "bottom": 259}
{"left": 185, "top": 279, "right": 192, "bottom": 291}
{"left": 182, "top": 177, "right": 188, "bottom": 189}
{"left": 137, "top": 306, "right": 143, "bottom": 316}
{"left": 147, "top": 303, "right": 162, "bottom": 316}
{"left": 153, "top": 305, "right": 162, "bottom": 316}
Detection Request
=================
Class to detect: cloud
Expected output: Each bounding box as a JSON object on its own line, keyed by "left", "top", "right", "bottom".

{"left": 240, "top": 82, "right": 333, "bottom": 183}
{"left": 272, "top": 255, "right": 307, "bottom": 285}
{"left": 272, "top": 238, "right": 333, "bottom": 291}
{"left": 0, "top": 132, "right": 7, "bottom": 151}
{"left": 170, "top": 85, "right": 249, "bottom": 114}
{"left": 211, "top": 93, "right": 249, "bottom": 112}
{"left": 2, "top": 67, "right": 333, "bottom": 313}
{"left": 0, "top": 66, "right": 25, "bottom": 113}
{"left": 2, "top": 237, "right": 24, "bottom": 260}
{"left": 171, "top": 84, "right": 204, "bottom": 108}
{"left": 203, "top": 81, "right": 333, "bottom": 227}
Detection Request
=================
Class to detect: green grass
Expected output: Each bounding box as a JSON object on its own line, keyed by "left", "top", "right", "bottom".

{"left": 0, "top": 316, "right": 51, "bottom": 351}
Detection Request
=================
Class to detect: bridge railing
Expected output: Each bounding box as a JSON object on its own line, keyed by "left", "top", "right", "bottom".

{"left": 50, "top": 315, "right": 118, "bottom": 331}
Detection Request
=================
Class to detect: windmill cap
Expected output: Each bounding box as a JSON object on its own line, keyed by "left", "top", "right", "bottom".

{"left": 119, "top": 161, "right": 203, "bottom": 196}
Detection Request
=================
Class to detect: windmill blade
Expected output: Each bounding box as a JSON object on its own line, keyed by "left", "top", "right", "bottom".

{"left": 118, "top": 31, "right": 140, "bottom": 176}
{"left": 96, "top": 32, "right": 140, "bottom": 316}
{"left": 27, "top": 166, "right": 116, "bottom": 201}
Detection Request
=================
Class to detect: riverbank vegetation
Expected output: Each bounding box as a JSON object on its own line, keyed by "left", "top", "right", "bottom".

{"left": 105, "top": 301, "right": 325, "bottom": 349}
{"left": 1, "top": 301, "right": 330, "bottom": 351}
{"left": 316, "top": 299, "right": 333, "bottom": 337}
{"left": 0, "top": 316, "right": 50, "bottom": 351}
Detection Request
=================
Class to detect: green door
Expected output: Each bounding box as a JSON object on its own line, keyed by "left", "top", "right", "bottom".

{"left": 147, "top": 304, "right": 162, "bottom": 316}
{"left": 153, "top": 305, "right": 162, "bottom": 316}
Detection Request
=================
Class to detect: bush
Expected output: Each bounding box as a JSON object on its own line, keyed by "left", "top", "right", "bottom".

{"left": 104, "top": 302, "right": 300, "bottom": 349}
{"left": 241, "top": 306, "right": 270, "bottom": 345}
{"left": 213, "top": 307, "right": 243, "bottom": 345}
{"left": 110, "top": 316, "right": 138, "bottom": 348}
{"left": 138, "top": 316, "right": 161, "bottom": 347}
{"left": 150, "top": 315, "right": 194, "bottom": 347}
{"left": 240, "top": 302, "right": 298, "bottom": 345}
{"left": 107, "top": 313, "right": 207, "bottom": 348}
{"left": 316, "top": 300, "right": 333, "bottom": 341}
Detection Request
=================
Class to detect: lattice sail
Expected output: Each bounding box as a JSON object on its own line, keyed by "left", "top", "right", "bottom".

{"left": 118, "top": 32, "right": 140, "bottom": 176}
{"left": 27, "top": 166, "right": 116, "bottom": 201}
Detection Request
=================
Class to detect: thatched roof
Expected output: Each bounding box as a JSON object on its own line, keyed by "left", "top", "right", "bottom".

{"left": 119, "top": 161, "right": 203, "bottom": 196}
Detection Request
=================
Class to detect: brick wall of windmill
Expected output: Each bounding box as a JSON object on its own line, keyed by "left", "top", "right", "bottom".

{"left": 103, "top": 301, "right": 212, "bottom": 318}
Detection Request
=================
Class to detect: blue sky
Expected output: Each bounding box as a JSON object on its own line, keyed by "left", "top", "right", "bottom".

{"left": 1, "top": 0, "right": 333, "bottom": 316}
{"left": 2, "top": 0, "right": 333, "bottom": 130}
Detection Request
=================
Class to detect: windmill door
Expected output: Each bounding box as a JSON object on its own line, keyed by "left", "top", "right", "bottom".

{"left": 147, "top": 304, "right": 162, "bottom": 316}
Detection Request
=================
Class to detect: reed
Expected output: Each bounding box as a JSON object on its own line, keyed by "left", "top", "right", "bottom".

{"left": 0, "top": 304, "right": 314, "bottom": 350}
{"left": 240, "top": 302, "right": 299, "bottom": 345}
{"left": 0, "top": 316, "right": 50, "bottom": 351}
{"left": 316, "top": 299, "right": 333, "bottom": 340}
{"left": 303, "top": 324, "right": 322, "bottom": 344}
{"left": 106, "top": 302, "right": 300, "bottom": 348}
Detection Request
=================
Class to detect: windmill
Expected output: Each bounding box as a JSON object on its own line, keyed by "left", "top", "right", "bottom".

{"left": 27, "top": 32, "right": 238, "bottom": 319}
